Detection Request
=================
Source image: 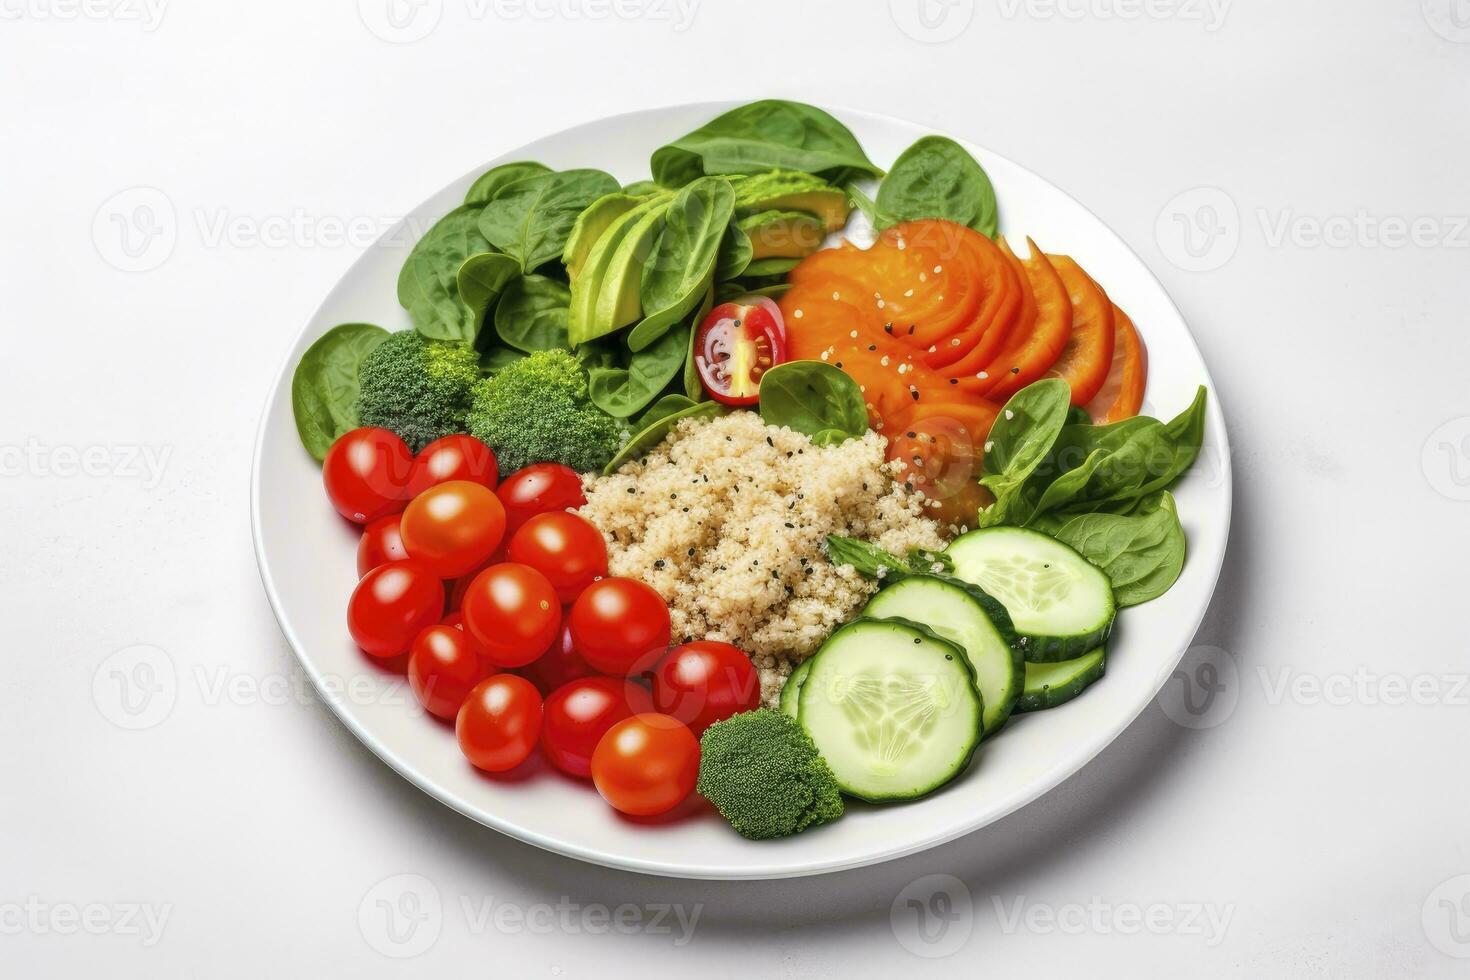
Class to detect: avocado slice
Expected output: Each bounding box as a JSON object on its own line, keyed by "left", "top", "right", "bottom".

{"left": 732, "top": 171, "right": 852, "bottom": 232}
{"left": 737, "top": 209, "right": 827, "bottom": 261}
{"left": 563, "top": 192, "right": 644, "bottom": 282}
{"left": 568, "top": 195, "right": 668, "bottom": 346}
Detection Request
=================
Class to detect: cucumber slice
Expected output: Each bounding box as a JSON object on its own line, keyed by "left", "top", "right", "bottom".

{"left": 798, "top": 618, "right": 981, "bottom": 802}
{"left": 1016, "top": 648, "right": 1106, "bottom": 713}
{"left": 780, "top": 658, "right": 813, "bottom": 719}
{"left": 946, "top": 527, "right": 1115, "bottom": 662}
{"left": 862, "top": 575, "right": 1023, "bottom": 737}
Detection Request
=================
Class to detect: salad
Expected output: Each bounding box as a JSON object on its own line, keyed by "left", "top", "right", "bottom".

{"left": 289, "top": 100, "right": 1209, "bottom": 840}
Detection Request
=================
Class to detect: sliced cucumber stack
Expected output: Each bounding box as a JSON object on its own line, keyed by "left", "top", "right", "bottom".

{"left": 1016, "top": 648, "right": 1106, "bottom": 713}
{"left": 779, "top": 657, "right": 813, "bottom": 719}
{"left": 945, "top": 527, "right": 1115, "bottom": 662}
{"left": 861, "top": 575, "right": 1023, "bottom": 737}
{"left": 797, "top": 618, "right": 981, "bottom": 802}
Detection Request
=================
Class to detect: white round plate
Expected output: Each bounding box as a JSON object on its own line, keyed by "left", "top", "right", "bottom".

{"left": 252, "top": 102, "right": 1231, "bottom": 880}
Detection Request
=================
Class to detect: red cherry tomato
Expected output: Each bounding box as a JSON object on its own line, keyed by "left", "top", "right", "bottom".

{"left": 357, "top": 514, "right": 409, "bottom": 578}
{"left": 507, "top": 512, "right": 608, "bottom": 603}
{"left": 496, "top": 463, "right": 586, "bottom": 535}
{"left": 652, "top": 641, "right": 762, "bottom": 735}
{"left": 541, "top": 677, "right": 655, "bottom": 778}
{"left": 569, "top": 577, "right": 672, "bottom": 676}
{"left": 323, "top": 427, "right": 415, "bottom": 524}
{"left": 694, "top": 297, "right": 787, "bottom": 406}
{"left": 408, "top": 624, "right": 489, "bottom": 720}
{"left": 411, "top": 435, "right": 498, "bottom": 495}
{"left": 520, "top": 622, "right": 594, "bottom": 694}
{"left": 399, "top": 480, "right": 507, "bottom": 579}
{"left": 347, "top": 560, "right": 445, "bottom": 659}
{"left": 456, "top": 674, "right": 542, "bottom": 772}
{"left": 590, "top": 713, "right": 700, "bottom": 816}
{"left": 461, "top": 563, "right": 562, "bottom": 668}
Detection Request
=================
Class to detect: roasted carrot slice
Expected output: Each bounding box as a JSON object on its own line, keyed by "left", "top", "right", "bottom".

{"left": 1084, "top": 304, "right": 1148, "bottom": 423}
{"left": 978, "top": 240, "right": 1073, "bottom": 402}
{"left": 1044, "top": 255, "right": 1116, "bottom": 405}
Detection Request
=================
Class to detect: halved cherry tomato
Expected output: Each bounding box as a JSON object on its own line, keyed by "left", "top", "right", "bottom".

{"left": 347, "top": 560, "right": 445, "bottom": 659}
{"left": 651, "top": 641, "right": 761, "bottom": 736}
{"left": 399, "top": 480, "right": 506, "bottom": 579}
{"left": 694, "top": 297, "right": 787, "bottom": 405}
{"left": 461, "top": 563, "right": 562, "bottom": 668}
{"left": 357, "top": 514, "right": 409, "bottom": 578}
{"left": 569, "top": 577, "right": 672, "bottom": 676}
{"left": 520, "top": 622, "right": 594, "bottom": 695}
{"left": 496, "top": 463, "right": 586, "bottom": 535}
{"left": 408, "top": 624, "right": 489, "bottom": 720}
{"left": 542, "top": 676, "right": 655, "bottom": 778}
{"left": 322, "top": 427, "right": 414, "bottom": 524}
{"left": 507, "top": 511, "right": 608, "bottom": 604}
{"left": 1085, "top": 304, "right": 1148, "bottom": 423}
{"left": 591, "top": 713, "right": 700, "bottom": 816}
{"left": 456, "top": 674, "right": 542, "bottom": 772}
{"left": 1044, "top": 254, "right": 1116, "bottom": 406}
{"left": 410, "top": 434, "right": 498, "bottom": 495}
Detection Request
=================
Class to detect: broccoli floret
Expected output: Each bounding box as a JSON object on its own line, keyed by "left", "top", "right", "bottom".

{"left": 356, "top": 330, "right": 480, "bottom": 452}
{"left": 466, "top": 349, "right": 624, "bottom": 476}
{"left": 696, "top": 708, "right": 845, "bottom": 840}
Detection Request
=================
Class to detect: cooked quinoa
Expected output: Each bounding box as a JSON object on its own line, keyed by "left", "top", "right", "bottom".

{"left": 579, "top": 411, "right": 945, "bottom": 706}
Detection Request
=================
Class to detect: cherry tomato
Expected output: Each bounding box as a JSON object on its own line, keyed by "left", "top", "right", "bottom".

{"left": 408, "top": 624, "right": 489, "bottom": 720}
{"left": 507, "top": 512, "right": 608, "bottom": 603}
{"left": 591, "top": 713, "right": 700, "bottom": 816}
{"left": 461, "top": 563, "right": 562, "bottom": 668}
{"left": 652, "top": 641, "right": 762, "bottom": 735}
{"left": 694, "top": 297, "right": 787, "bottom": 406}
{"left": 399, "top": 480, "right": 507, "bottom": 579}
{"left": 347, "top": 560, "right": 445, "bottom": 659}
{"left": 411, "top": 435, "right": 498, "bottom": 495}
{"left": 569, "top": 577, "right": 672, "bottom": 676}
{"left": 357, "top": 514, "right": 409, "bottom": 578}
{"left": 323, "top": 427, "right": 414, "bottom": 524}
{"left": 456, "top": 674, "right": 542, "bottom": 772}
{"left": 520, "top": 622, "right": 594, "bottom": 694}
{"left": 541, "top": 677, "right": 655, "bottom": 778}
{"left": 496, "top": 463, "right": 586, "bottom": 535}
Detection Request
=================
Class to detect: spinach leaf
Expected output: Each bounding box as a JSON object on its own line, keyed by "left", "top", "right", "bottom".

{"left": 480, "top": 346, "right": 526, "bottom": 374}
{"left": 457, "top": 251, "right": 520, "bottom": 343}
{"left": 715, "top": 223, "right": 753, "bottom": 281}
{"left": 622, "top": 179, "right": 661, "bottom": 196}
{"left": 651, "top": 100, "right": 881, "bottom": 188}
{"left": 741, "top": 256, "right": 800, "bottom": 278}
{"left": 976, "top": 379, "right": 1072, "bottom": 527}
{"left": 478, "top": 168, "right": 619, "bottom": 273}
{"left": 630, "top": 176, "right": 735, "bottom": 352}
{"left": 875, "top": 135, "right": 998, "bottom": 237}
{"left": 824, "top": 536, "right": 951, "bottom": 582}
{"left": 635, "top": 393, "right": 699, "bottom": 428}
{"left": 714, "top": 280, "right": 790, "bottom": 304}
{"left": 1054, "top": 493, "right": 1186, "bottom": 606}
{"left": 587, "top": 323, "right": 691, "bottom": 418}
{"left": 603, "top": 400, "right": 725, "bottom": 475}
{"left": 464, "top": 161, "right": 551, "bottom": 205}
{"left": 493, "top": 274, "right": 571, "bottom": 352}
{"left": 758, "top": 360, "right": 868, "bottom": 443}
{"left": 290, "top": 323, "right": 389, "bottom": 461}
{"left": 397, "top": 205, "right": 493, "bottom": 342}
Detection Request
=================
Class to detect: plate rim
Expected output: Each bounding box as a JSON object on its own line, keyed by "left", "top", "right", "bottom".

{"left": 250, "top": 99, "right": 1232, "bottom": 880}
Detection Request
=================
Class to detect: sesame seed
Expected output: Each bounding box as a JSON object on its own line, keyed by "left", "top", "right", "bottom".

{"left": 880, "top": 355, "right": 890, "bottom": 366}
{"left": 794, "top": 309, "right": 804, "bottom": 319}
{"left": 877, "top": 299, "right": 886, "bottom": 309}
{"left": 849, "top": 330, "right": 858, "bottom": 338}
{"left": 951, "top": 337, "right": 960, "bottom": 346}
{"left": 978, "top": 371, "right": 989, "bottom": 380}
{"left": 831, "top": 291, "right": 840, "bottom": 300}
{"left": 933, "top": 265, "right": 942, "bottom": 274}
{"left": 1005, "top": 409, "right": 1015, "bottom": 420}
{"left": 984, "top": 440, "right": 994, "bottom": 452}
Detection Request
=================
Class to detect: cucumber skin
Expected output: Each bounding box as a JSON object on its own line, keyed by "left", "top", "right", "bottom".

{"left": 1015, "top": 650, "right": 1107, "bottom": 713}
{"left": 866, "top": 575, "right": 1026, "bottom": 738}
{"left": 797, "top": 616, "right": 982, "bottom": 804}
{"left": 780, "top": 658, "right": 813, "bottom": 719}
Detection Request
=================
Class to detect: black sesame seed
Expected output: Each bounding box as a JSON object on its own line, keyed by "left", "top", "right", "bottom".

{"left": 906, "top": 431, "right": 916, "bottom": 439}
{"left": 654, "top": 559, "right": 665, "bottom": 569}
{"left": 835, "top": 361, "right": 843, "bottom": 369}
{"left": 766, "top": 436, "right": 774, "bottom": 447}
{"left": 910, "top": 389, "right": 920, "bottom": 401}
{"left": 867, "top": 344, "right": 877, "bottom": 352}
{"left": 688, "top": 547, "right": 696, "bottom": 556}
{"left": 908, "top": 325, "right": 916, "bottom": 335}
{"left": 949, "top": 378, "right": 958, "bottom": 385}
{"left": 884, "top": 323, "right": 894, "bottom": 334}
{"left": 784, "top": 522, "right": 795, "bottom": 529}
{"left": 914, "top": 637, "right": 922, "bottom": 644}
{"left": 626, "top": 487, "right": 636, "bottom": 494}
{"left": 1011, "top": 366, "right": 1021, "bottom": 374}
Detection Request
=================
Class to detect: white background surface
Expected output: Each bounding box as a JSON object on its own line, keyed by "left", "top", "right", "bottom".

{"left": 3, "top": 1, "right": 1468, "bottom": 976}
